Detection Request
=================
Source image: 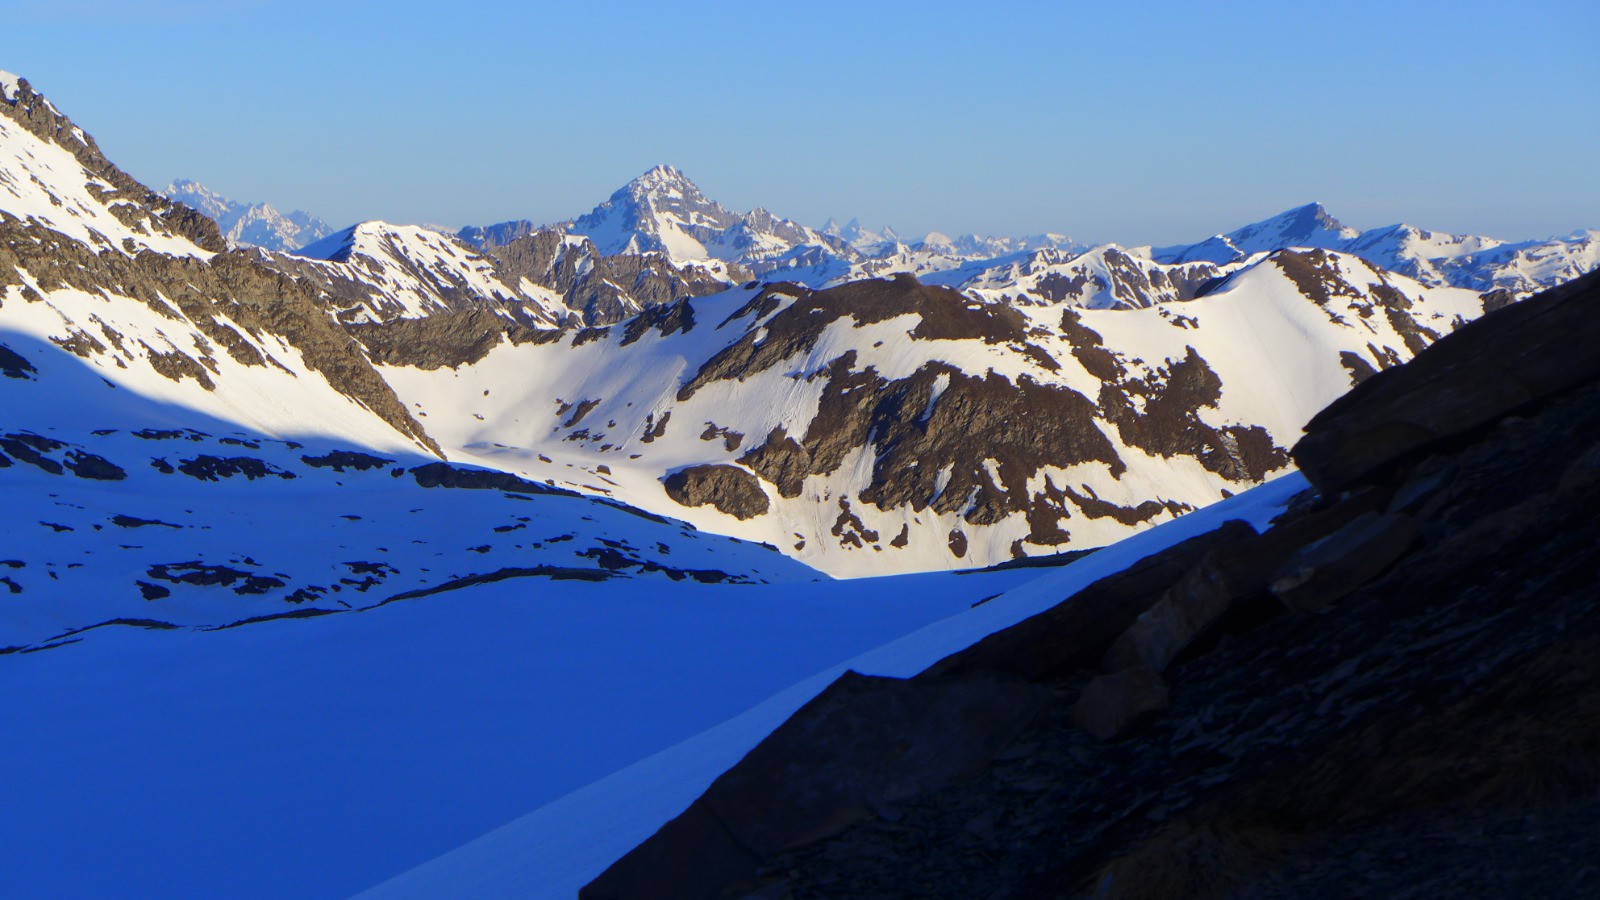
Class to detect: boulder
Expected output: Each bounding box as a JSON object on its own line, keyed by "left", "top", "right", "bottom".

{"left": 1103, "top": 491, "right": 1388, "bottom": 673}
{"left": 1271, "top": 512, "right": 1420, "bottom": 614}
{"left": 1072, "top": 666, "right": 1170, "bottom": 741}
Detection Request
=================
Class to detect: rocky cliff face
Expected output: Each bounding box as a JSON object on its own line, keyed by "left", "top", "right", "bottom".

{"left": 584, "top": 269, "right": 1600, "bottom": 900}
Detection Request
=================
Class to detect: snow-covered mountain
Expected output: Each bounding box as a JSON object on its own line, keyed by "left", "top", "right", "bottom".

{"left": 1157, "top": 202, "right": 1597, "bottom": 295}
{"left": 927, "top": 244, "right": 1229, "bottom": 310}
{"left": 367, "top": 251, "right": 1489, "bottom": 575}
{"left": 820, "top": 216, "right": 901, "bottom": 254}
{"left": 164, "top": 178, "right": 332, "bottom": 251}
{"left": 0, "top": 72, "right": 813, "bottom": 653}
{"left": 0, "top": 71, "right": 1535, "bottom": 578}
{"left": 462, "top": 167, "right": 1087, "bottom": 291}
{"left": 1157, "top": 202, "right": 1359, "bottom": 265}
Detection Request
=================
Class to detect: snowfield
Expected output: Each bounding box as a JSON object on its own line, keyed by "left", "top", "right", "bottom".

{"left": 1, "top": 533, "right": 1052, "bottom": 899}
{"left": 355, "top": 473, "right": 1309, "bottom": 899}
{"left": 2, "top": 434, "right": 1303, "bottom": 900}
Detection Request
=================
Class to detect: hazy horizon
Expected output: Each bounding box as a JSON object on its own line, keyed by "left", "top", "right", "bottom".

{"left": 5, "top": 0, "right": 1596, "bottom": 245}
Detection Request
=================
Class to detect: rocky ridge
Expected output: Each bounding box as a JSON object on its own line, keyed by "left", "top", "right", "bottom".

{"left": 480, "top": 226, "right": 737, "bottom": 325}
{"left": 0, "top": 72, "right": 438, "bottom": 454}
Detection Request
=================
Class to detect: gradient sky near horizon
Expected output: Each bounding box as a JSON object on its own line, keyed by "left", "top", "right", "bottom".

{"left": 2, "top": 0, "right": 1595, "bottom": 245}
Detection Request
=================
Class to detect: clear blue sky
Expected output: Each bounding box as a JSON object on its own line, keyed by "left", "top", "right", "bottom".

{"left": 3, "top": 0, "right": 1595, "bottom": 245}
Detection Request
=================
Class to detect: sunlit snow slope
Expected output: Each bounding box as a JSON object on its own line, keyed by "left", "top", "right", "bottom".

{"left": 378, "top": 254, "right": 1487, "bottom": 575}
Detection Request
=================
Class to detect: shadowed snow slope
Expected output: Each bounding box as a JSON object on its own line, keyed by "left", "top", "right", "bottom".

{"left": 354, "top": 474, "right": 1307, "bottom": 899}
{"left": 0, "top": 513, "right": 1053, "bottom": 898}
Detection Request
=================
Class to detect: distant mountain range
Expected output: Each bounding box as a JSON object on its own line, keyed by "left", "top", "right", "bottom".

{"left": 1155, "top": 201, "right": 1599, "bottom": 295}
{"left": 164, "top": 178, "right": 332, "bottom": 252}
{"left": 171, "top": 166, "right": 1596, "bottom": 319}
{"left": 452, "top": 166, "right": 1596, "bottom": 305}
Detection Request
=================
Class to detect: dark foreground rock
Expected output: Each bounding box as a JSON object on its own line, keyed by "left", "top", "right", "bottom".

{"left": 584, "top": 269, "right": 1600, "bottom": 898}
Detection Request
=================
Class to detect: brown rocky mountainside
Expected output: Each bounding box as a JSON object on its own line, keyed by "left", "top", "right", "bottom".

{"left": 483, "top": 227, "right": 737, "bottom": 325}
{"left": 583, "top": 268, "right": 1600, "bottom": 898}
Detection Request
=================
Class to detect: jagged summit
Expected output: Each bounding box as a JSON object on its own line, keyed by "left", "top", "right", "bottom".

{"left": 164, "top": 178, "right": 231, "bottom": 218}
{"left": 568, "top": 164, "right": 740, "bottom": 259}
{"left": 625, "top": 163, "right": 705, "bottom": 197}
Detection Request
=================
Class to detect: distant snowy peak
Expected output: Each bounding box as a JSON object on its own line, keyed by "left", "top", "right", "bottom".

{"left": 1157, "top": 203, "right": 1597, "bottom": 294}
{"left": 163, "top": 178, "right": 232, "bottom": 220}
{"left": 569, "top": 164, "right": 740, "bottom": 260}
{"left": 164, "top": 179, "right": 332, "bottom": 252}
{"left": 1227, "top": 202, "right": 1359, "bottom": 252}
{"left": 936, "top": 245, "right": 1229, "bottom": 310}
{"left": 1158, "top": 202, "right": 1357, "bottom": 264}
{"left": 821, "top": 217, "right": 901, "bottom": 254}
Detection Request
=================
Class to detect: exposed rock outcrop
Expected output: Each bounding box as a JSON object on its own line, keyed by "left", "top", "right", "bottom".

{"left": 661, "top": 465, "right": 770, "bottom": 520}
{"left": 485, "top": 228, "right": 735, "bottom": 325}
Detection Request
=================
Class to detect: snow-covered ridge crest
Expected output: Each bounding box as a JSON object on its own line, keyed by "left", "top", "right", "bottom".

{"left": 270, "top": 220, "right": 569, "bottom": 327}
{"left": 928, "top": 243, "right": 1231, "bottom": 311}
{"left": 0, "top": 73, "right": 221, "bottom": 258}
